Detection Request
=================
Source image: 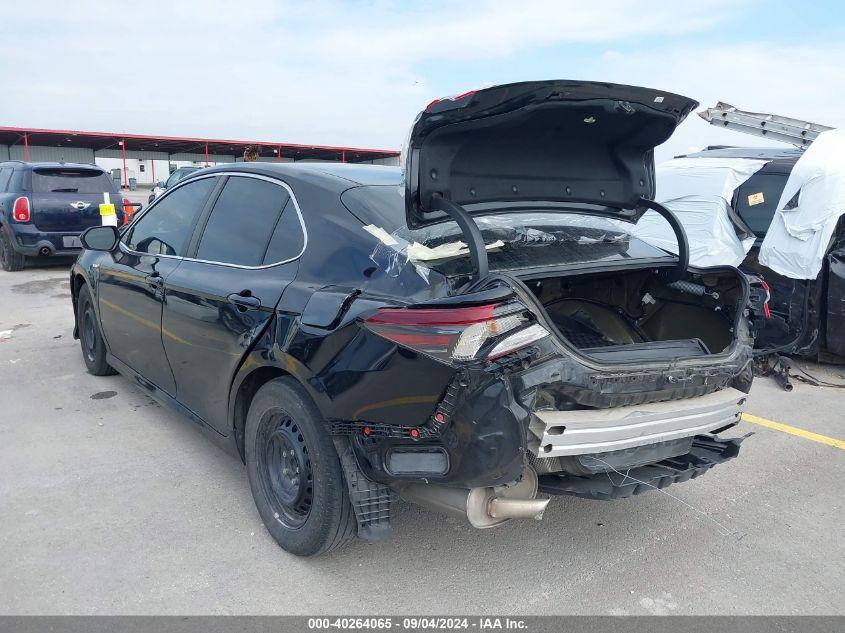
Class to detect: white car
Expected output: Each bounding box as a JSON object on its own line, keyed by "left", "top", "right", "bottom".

{"left": 148, "top": 166, "right": 203, "bottom": 203}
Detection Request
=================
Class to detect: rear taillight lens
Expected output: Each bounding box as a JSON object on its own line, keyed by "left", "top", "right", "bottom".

{"left": 760, "top": 280, "right": 772, "bottom": 319}
{"left": 487, "top": 324, "right": 550, "bottom": 359}
{"left": 425, "top": 89, "right": 477, "bottom": 112}
{"left": 13, "top": 197, "right": 30, "bottom": 222}
{"left": 363, "top": 302, "right": 548, "bottom": 363}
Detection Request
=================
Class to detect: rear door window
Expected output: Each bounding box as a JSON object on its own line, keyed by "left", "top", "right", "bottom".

{"left": 733, "top": 172, "right": 790, "bottom": 238}
{"left": 0, "top": 168, "right": 11, "bottom": 192}
{"left": 32, "top": 168, "right": 116, "bottom": 194}
{"left": 195, "top": 176, "right": 292, "bottom": 266}
{"left": 263, "top": 198, "right": 305, "bottom": 264}
{"left": 126, "top": 177, "right": 216, "bottom": 256}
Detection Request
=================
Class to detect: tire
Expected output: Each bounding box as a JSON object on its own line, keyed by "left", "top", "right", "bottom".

{"left": 245, "top": 377, "right": 356, "bottom": 556}
{"left": 76, "top": 284, "right": 117, "bottom": 376}
{"left": 0, "top": 228, "right": 26, "bottom": 272}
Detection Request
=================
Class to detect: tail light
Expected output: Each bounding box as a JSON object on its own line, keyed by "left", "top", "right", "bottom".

{"left": 760, "top": 280, "right": 772, "bottom": 319}
{"left": 363, "top": 302, "right": 548, "bottom": 363}
{"left": 13, "top": 197, "right": 30, "bottom": 222}
{"left": 425, "top": 90, "right": 477, "bottom": 112}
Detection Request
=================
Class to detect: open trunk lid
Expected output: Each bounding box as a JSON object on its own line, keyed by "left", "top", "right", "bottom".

{"left": 403, "top": 80, "right": 698, "bottom": 230}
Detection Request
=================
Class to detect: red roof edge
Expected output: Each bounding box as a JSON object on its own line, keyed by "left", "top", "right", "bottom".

{"left": 0, "top": 125, "right": 400, "bottom": 156}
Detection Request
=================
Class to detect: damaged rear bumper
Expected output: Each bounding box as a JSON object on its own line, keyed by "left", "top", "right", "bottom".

{"left": 537, "top": 434, "right": 747, "bottom": 500}
{"left": 528, "top": 386, "right": 747, "bottom": 457}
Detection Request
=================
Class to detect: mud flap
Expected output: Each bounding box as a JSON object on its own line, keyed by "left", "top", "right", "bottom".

{"left": 333, "top": 437, "right": 397, "bottom": 542}
{"left": 537, "top": 434, "right": 749, "bottom": 500}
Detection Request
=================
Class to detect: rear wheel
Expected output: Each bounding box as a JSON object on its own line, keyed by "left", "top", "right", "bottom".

{"left": 0, "top": 228, "right": 26, "bottom": 272}
{"left": 245, "top": 377, "right": 356, "bottom": 556}
{"left": 77, "top": 284, "right": 117, "bottom": 376}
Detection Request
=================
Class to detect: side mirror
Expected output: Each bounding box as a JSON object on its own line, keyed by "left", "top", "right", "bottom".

{"left": 156, "top": 181, "right": 166, "bottom": 188}
{"left": 80, "top": 225, "right": 119, "bottom": 251}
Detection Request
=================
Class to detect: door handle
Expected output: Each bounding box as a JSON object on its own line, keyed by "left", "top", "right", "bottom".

{"left": 146, "top": 272, "right": 164, "bottom": 289}
{"left": 227, "top": 292, "right": 261, "bottom": 310}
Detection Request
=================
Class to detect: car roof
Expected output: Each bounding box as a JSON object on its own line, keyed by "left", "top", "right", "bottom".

{"left": 195, "top": 161, "right": 401, "bottom": 186}
{"left": 677, "top": 146, "right": 804, "bottom": 161}
{"left": 672, "top": 146, "right": 802, "bottom": 176}
{"left": 0, "top": 160, "right": 108, "bottom": 172}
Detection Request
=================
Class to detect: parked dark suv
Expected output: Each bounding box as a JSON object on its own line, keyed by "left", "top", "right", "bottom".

{"left": 0, "top": 161, "right": 134, "bottom": 271}
{"left": 71, "top": 81, "right": 753, "bottom": 556}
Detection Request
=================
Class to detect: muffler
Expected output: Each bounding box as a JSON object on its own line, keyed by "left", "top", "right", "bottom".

{"left": 398, "top": 466, "right": 549, "bottom": 529}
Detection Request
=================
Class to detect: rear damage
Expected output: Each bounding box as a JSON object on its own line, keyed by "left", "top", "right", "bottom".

{"left": 330, "top": 80, "right": 753, "bottom": 533}
{"left": 334, "top": 261, "right": 752, "bottom": 531}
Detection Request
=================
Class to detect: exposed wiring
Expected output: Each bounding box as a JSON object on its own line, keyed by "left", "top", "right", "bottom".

{"left": 584, "top": 455, "right": 736, "bottom": 537}
{"left": 790, "top": 362, "right": 845, "bottom": 388}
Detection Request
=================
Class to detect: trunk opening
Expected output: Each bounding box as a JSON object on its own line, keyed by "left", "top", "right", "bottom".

{"left": 522, "top": 266, "right": 745, "bottom": 362}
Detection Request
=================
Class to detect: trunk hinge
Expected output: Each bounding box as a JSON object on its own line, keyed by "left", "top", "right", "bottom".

{"left": 637, "top": 198, "right": 690, "bottom": 281}
{"left": 429, "top": 194, "right": 489, "bottom": 283}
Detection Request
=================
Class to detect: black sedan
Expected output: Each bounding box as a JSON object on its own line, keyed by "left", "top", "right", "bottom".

{"left": 71, "top": 81, "right": 754, "bottom": 556}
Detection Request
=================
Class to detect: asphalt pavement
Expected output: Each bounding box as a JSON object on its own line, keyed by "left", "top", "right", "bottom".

{"left": 1, "top": 261, "right": 843, "bottom": 615}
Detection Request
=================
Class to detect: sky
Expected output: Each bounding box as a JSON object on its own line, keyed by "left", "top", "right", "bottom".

{"left": 1, "top": 0, "right": 844, "bottom": 161}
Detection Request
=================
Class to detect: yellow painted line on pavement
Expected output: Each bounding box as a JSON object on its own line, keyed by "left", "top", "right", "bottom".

{"left": 742, "top": 413, "right": 845, "bottom": 450}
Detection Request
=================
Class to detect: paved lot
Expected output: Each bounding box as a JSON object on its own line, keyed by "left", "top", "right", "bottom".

{"left": 1, "top": 263, "right": 843, "bottom": 615}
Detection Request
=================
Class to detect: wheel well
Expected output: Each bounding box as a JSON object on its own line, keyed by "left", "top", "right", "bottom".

{"left": 72, "top": 272, "right": 86, "bottom": 297}
{"left": 232, "top": 366, "right": 291, "bottom": 462}
{"left": 71, "top": 273, "right": 87, "bottom": 329}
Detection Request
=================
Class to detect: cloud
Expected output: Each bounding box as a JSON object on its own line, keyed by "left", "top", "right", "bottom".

{"left": 0, "top": 0, "right": 752, "bottom": 148}
{"left": 581, "top": 42, "right": 845, "bottom": 161}
{"left": 2, "top": 0, "right": 843, "bottom": 165}
{"left": 309, "top": 0, "right": 741, "bottom": 64}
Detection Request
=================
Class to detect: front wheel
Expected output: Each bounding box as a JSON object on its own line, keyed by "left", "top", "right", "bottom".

{"left": 245, "top": 377, "right": 356, "bottom": 556}
{"left": 77, "top": 284, "right": 117, "bottom": 376}
{"left": 0, "top": 228, "right": 26, "bottom": 272}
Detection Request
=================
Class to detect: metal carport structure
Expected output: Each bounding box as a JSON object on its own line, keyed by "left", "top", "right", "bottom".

{"left": 0, "top": 126, "right": 400, "bottom": 187}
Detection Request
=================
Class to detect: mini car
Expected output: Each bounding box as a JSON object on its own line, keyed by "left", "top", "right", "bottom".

{"left": 0, "top": 161, "right": 136, "bottom": 271}
{"left": 71, "top": 81, "right": 753, "bottom": 556}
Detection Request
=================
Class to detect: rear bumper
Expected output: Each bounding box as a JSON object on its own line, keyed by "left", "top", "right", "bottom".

{"left": 337, "top": 331, "right": 752, "bottom": 492}
{"left": 537, "top": 434, "right": 746, "bottom": 500}
{"left": 528, "top": 387, "right": 747, "bottom": 458}
{"left": 5, "top": 224, "right": 83, "bottom": 257}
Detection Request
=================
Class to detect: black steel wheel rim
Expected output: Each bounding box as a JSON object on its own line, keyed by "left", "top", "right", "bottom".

{"left": 258, "top": 411, "right": 313, "bottom": 529}
{"left": 82, "top": 304, "right": 97, "bottom": 362}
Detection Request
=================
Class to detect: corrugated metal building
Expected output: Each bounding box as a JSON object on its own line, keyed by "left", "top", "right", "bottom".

{"left": 0, "top": 126, "right": 400, "bottom": 187}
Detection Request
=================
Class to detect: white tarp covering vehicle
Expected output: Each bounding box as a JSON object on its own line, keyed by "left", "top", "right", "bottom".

{"left": 646, "top": 133, "right": 845, "bottom": 360}
{"left": 633, "top": 156, "right": 769, "bottom": 268}
{"left": 759, "top": 129, "right": 845, "bottom": 279}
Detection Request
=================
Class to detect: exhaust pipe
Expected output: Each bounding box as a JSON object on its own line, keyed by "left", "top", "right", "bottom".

{"left": 398, "top": 466, "right": 549, "bottom": 529}
{"left": 39, "top": 245, "right": 52, "bottom": 257}
{"left": 488, "top": 497, "right": 548, "bottom": 520}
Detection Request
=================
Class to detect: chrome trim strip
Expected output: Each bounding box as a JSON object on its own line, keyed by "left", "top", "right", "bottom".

{"left": 119, "top": 171, "right": 308, "bottom": 269}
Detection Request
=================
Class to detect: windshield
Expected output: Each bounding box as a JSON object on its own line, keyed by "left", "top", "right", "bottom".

{"left": 733, "top": 171, "right": 790, "bottom": 238}
{"left": 342, "top": 185, "right": 672, "bottom": 276}
{"left": 165, "top": 168, "right": 197, "bottom": 188}
{"left": 32, "top": 168, "right": 115, "bottom": 194}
